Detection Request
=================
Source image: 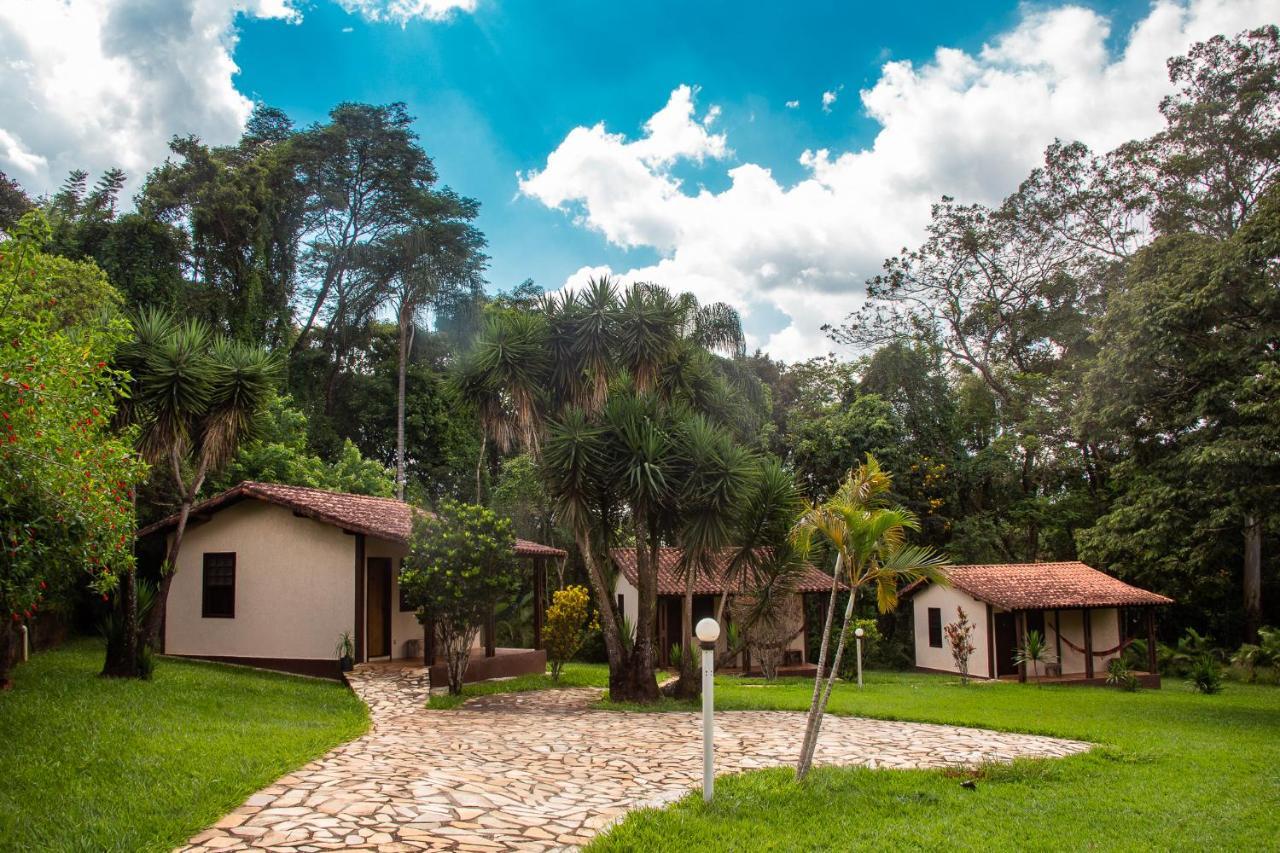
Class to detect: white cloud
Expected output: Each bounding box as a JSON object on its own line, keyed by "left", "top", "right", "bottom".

{"left": 336, "top": 0, "right": 477, "bottom": 24}
{"left": 821, "top": 88, "right": 839, "bottom": 113}
{"left": 785, "top": 99, "right": 800, "bottom": 109}
{"left": 0, "top": 0, "right": 300, "bottom": 198}
{"left": 519, "top": 0, "right": 1276, "bottom": 362}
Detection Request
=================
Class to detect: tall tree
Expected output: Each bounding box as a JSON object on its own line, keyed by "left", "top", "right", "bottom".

{"left": 291, "top": 102, "right": 438, "bottom": 357}
{"left": 1079, "top": 182, "right": 1280, "bottom": 641}
{"left": 359, "top": 192, "right": 486, "bottom": 498}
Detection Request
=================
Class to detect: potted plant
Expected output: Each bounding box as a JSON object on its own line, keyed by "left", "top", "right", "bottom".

{"left": 336, "top": 631, "right": 355, "bottom": 672}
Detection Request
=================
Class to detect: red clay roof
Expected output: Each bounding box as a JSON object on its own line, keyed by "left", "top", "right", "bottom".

{"left": 906, "top": 562, "right": 1172, "bottom": 609}
{"left": 136, "top": 481, "right": 566, "bottom": 558}
{"left": 610, "top": 547, "right": 837, "bottom": 596}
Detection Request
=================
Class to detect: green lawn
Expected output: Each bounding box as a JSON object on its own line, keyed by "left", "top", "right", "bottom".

{"left": 0, "top": 639, "right": 368, "bottom": 852}
{"left": 589, "top": 671, "right": 1280, "bottom": 851}
{"left": 426, "top": 662, "right": 610, "bottom": 709}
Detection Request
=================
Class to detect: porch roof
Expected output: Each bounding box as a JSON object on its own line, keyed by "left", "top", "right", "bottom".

{"left": 904, "top": 561, "right": 1173, "bottom": 610}
{"left": 136, "top": 481, "right": 566, "bottom": 558}
{"left": 610, "top": 547, "right": 838, "bottom": 596}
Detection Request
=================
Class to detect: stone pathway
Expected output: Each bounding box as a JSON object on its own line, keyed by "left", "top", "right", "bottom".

{"left": 182, "top": 665, "right": 1089, "bottom": 852}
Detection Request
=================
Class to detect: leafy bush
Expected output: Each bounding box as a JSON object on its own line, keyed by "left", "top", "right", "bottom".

{"left": 1189, "top": 655, "right": 1223, "bottom": 695}
{"left": 544, "top": 585, "right": 594, "bottom": 681}
{"left": 400, "top": 502, "right": 520, "bottom": 694}
{"left": 837, "top": 618, "right": 880, "bottom": 681}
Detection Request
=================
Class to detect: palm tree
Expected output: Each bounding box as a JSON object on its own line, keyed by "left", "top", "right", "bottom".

{"left": 792, "top": 455, "right": 950, "bottom": 781}
{"left": 120, "top": 309, "right": 279, "bottom": 660}
{"left": 456, "top": 278, "right": 772, "bottom": 703}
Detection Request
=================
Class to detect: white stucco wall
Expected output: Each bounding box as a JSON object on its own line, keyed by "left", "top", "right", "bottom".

{"left": 165, "top": 501, "right": 355, "bottom": 661}
{"left": 613, "top": 573, "right": 640, "bottom": 637}
{"left": 913, "top": 585, "right": 993, "bottom": 679}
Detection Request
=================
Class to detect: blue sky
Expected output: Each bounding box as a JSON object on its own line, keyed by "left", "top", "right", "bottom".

{"left": 0, "top": 0, "right": 1272, "bottom": 358}
{"left": 232, "top": 0, "right": 1144, "bottom": 294}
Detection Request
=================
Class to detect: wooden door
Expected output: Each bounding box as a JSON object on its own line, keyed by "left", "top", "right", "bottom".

{"left": 367, "top": 558, "right": 392, "bottom": 659}
{"left": 994, "top": 611, "right": 1018, "bottom": 676}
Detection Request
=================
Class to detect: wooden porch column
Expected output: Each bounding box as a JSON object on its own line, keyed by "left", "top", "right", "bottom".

{"left": 1083, "top": 608, "right": 1094, "bottom": 679}
{"left": 423, "top": 616, "right": 436, "bottom": 665}
{"left": 354, "top": 534, "right": 366, "bottom": 663}
{"left": 1053, "top": 608, "right": 1062, "bottom": 667}
{"left": 1145, "top": 607, "right": 1157, "bottom": 674}
{"left": 800, "top": 593, "right": 809, "bottom": 665}
{"left": 532, "top": 557, "right": 545, "bottom": 651}
{"left": 1016, "top": 610, "right": 1027, "bottom": 683}
{"left": 657, "top": 600, "right": 668, "bottom": 666}
{"left": 484, "top": 604, "right": 496, "bottom": 658}
{"left": 985, "top": 604, "right": 995, "bottom": 680}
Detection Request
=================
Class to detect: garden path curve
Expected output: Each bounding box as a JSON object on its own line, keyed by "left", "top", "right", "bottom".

{"left": 182, "top": 665, "right": 1089, "bottom": 852}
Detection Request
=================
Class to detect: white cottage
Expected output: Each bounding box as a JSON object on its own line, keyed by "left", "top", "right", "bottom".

{"left": 138, "top": 481, "right": 564, "bottom": 680}
{"left": 903, "top": 562, "right": 1173, "bottom": 686}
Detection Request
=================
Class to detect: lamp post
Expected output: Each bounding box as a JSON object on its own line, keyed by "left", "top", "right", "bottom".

{"left": 695, "top": 617, "right": 720, "bottom": 804}
{"left": 854, "top": 626, "right": 864, "bottom": 688}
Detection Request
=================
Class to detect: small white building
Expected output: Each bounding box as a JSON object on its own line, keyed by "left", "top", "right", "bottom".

{"left": 611, "top": 547, "right": 836, "bottom": 674}
{"left": 138, "top": 481, "right": 564, "bottom": 680}
{"left": 904, "top": 562, "right": 1172, "bottom": 685}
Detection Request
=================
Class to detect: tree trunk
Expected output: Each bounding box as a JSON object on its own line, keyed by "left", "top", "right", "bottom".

{"left": 475, "top": 435, "right": 486, "bottom": 504}
{"left": 1244, "top": 514, "right": 1262, "bottom": 643}
{"left": 571, "top": 526, "right": 628, "bottom": 689}
{"left": 396, "top": 313, "right": 412, "bottom": 501}
{"left": 0, "top": 621, "right": 14, "bottom": 689}
{"left": 142, "top": 456, "right": 206, "bottom": 650}
{"left": 670, "top": 570, "right": 700, "bottom": 699}
{"left": 796, "top": 553, "right": 844, "bottom": 781}
{"left": 101, "top": 568, "right": 139, "bottom": 678}
{"left": 614, "top": 516, "right": 659, "bottom": 703}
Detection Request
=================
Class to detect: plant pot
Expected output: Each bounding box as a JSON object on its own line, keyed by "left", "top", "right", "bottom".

{"left": 340, "top": 655, "right": 353, "bottom": 673}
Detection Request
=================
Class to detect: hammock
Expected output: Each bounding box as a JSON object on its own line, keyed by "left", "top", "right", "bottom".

{"left": 1057, "top": 634, "right": 1137, "bottom": 657}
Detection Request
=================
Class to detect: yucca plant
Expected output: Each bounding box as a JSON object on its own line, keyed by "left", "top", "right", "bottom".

{"left": 114, "top": 308, "right": 279, "bottom": 670}
{"left": 1012, "top": 629, "right": 1056, "bottom": 686}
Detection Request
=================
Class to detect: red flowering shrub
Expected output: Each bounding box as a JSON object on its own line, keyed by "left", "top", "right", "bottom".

{"left": 0, "top": 212, "right": 145, "bottom": 684}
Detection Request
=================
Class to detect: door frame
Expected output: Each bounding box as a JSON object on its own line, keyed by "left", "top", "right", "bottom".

{"left": 993, "top": 611, "right": 1018, "bottom": 677}
{"left": 366, "top": 557, "right": 393, "bottom": 660}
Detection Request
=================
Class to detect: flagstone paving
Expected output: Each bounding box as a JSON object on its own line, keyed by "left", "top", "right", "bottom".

{"left": 181, "top": 664, "right": 1090, "bottom": 852}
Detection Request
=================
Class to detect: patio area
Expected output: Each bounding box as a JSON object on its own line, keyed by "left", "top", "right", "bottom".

{"left": 181, "top": 662, "right": 1090, "bottom": 852}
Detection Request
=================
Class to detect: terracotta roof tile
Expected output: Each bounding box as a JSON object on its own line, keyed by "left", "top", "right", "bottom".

{"left": 906, "top": 562, "right": 1172, "bottom": 609}
{"left": 610, "top": 547, "right": 837, "bottom": 596}
{"left": 136, "top": 481, "right": 566, "bottom": 558}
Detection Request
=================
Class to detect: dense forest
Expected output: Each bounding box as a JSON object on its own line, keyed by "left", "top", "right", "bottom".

{"left": 1, "top": 26, "right": 1275, "bottom": 677}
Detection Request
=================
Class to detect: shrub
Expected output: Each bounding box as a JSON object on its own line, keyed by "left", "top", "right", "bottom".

{"left": 943, "top": 607, "right": 977, "bottom": 684}
{"left": 837, "top": 618, "right": 880, "bottom": 681}
{"left": 1189, "top": 655, "right": 1223, "bottom": 694}
{"left": 400, "top": 502, "right": 520, "bottom": 695}
{"left": 1105, "top": 657, "right": 1140, "bottom": 691}
{"left": 544, "top": 585, "right": 594, "bottom": 682}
